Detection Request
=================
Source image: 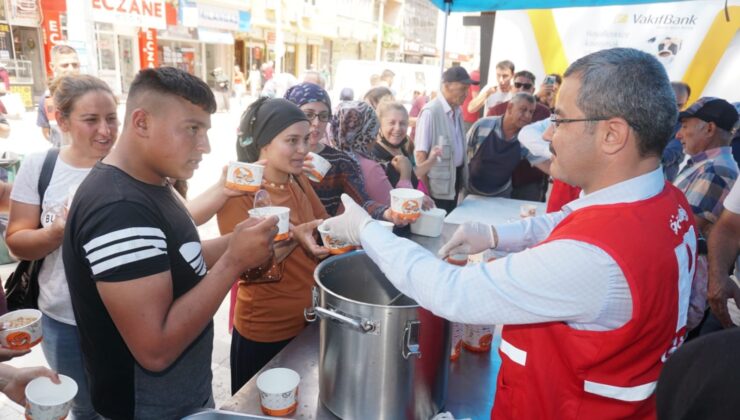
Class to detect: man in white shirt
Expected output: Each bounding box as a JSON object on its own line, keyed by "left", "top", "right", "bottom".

{"left": 323, "top": 48, "right": 695, "bottom": 418}
{"left": 466, "top": 60, "right": 515, "bottom": 116}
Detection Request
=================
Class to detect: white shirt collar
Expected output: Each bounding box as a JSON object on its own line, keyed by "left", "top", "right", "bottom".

{"left": 564, "top": 167, "right": 665, "bottom": 213}
{"left": 439, "top": 94, "right": 453, "bottom": 115}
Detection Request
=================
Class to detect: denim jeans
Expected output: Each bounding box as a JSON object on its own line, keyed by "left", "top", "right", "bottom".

{"left": 41, "top": 315, "right": 102, "bottom": 420}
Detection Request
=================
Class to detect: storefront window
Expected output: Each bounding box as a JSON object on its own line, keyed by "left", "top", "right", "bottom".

{"left": 95, "top": 23, "right": 117, "bottom": 72}
{"left": 0, "top": 23, "right": 12, "bottom": 60}
{"left": 158, "top": 42, "right": 198, "bottom": 76}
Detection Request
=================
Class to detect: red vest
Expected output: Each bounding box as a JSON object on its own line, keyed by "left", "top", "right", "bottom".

{"left": 492, "top": 183, "right": 697, "bottom": 420}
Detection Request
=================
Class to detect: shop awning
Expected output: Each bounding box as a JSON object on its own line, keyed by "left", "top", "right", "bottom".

{"left": 198, "top": 29, "right": 234, "bottom": 45}
{"left": 427, "top": 0, "right": 688, "bottom": 12}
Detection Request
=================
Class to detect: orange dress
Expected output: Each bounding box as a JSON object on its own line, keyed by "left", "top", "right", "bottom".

{"left": 217, "top": 174, "right": 329, "bottom": 342}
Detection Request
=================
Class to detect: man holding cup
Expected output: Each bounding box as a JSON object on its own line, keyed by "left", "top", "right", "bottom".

{"left": 322, "top": 48, "right": 696, "bottom": 418}
{"left": 63, "top": 68, "right": 278, "bottom": 418}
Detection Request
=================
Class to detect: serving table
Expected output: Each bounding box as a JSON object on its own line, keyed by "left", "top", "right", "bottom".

{"left": 221, "top": 196, "right": 543, "bottom": 419}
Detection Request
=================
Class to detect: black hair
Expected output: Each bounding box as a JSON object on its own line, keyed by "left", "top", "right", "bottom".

{"left": 127, "top": 67, "right": 217, "bottom": 115}
{"left": 514, "top": 70, "right": 536, "bottom": 84}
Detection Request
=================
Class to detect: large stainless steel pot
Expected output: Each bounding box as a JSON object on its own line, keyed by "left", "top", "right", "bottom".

{"left": 305, "top": 251, "right": 450, "bottom": 419}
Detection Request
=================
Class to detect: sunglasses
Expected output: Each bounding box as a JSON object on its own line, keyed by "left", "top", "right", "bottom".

{"left": 514, "top": 82, "right": 533, "bottom": 90}
{"left": 304, "top": 111, "right": 331, "bottom": 122}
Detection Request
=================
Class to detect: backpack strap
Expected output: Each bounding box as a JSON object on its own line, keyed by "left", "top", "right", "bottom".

{"left": 37, "top": 148, "right": 59, "bottom": 208}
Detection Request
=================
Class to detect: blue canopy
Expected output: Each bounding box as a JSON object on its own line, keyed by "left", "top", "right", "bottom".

{"left": 428, "top": 0, "right": 685, "bottom": 12}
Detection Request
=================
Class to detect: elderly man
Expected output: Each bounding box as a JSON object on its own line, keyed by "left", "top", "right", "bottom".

{"left": 487, "top": 70, "right": 551, "bottom": 201}
{"left": 672, "top": 97, "right": 739, "bottom": 333}
{"left": 466, "top": 93, "right": 549, "bottom": 197}
{"left": 323, "top": 48, "right": 695, "bottom": 418}
{"left": 415, "top": 66, "right": 478, "bottom": 212}
{"left": 674, "top": 97, "right": 739, "bottom": 238}
{"left": 37, "top": 44, "right": 80, "bottom": 146}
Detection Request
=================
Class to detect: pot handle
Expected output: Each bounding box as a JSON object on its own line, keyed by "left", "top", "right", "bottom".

{"left": 402, "top": 320, "right": 422, "bottom": 359}
{"left": 304, "top": 287, "right": 321, "bottom": 323}
{"left": 312, "top": 307, "right": 377, "bottom": 334}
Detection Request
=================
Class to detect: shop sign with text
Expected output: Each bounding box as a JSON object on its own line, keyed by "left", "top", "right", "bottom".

{"left": 138, "top": 28, "right": 159, "bottom": 69}
{"left": 91, "top": 0, "right": 167, "bottom": 29}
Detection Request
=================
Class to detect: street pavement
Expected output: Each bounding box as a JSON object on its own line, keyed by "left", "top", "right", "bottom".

{"left": 0, "top": 99, "right": 253, "bottom": 418}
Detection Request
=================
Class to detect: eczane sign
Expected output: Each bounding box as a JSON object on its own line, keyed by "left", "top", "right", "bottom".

{"left": 91, "top": 0, "right": 166, "bottom": 29}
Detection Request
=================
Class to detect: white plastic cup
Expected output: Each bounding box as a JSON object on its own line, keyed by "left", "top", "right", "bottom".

{"left": 377, "top": 221, "right": 394, "bottom": 231}
{"left": 390, "top": 188, "right": 424, "bottom": 222}
{"left": 318, "top": 223, "right": 355, "bottom": 254}
{"left": 410, "top": 208, "right": 446, "bottom": 237}
{"left": 256, "top": 368, "right": 300, "bottom": 416}
{"left": 226, "top": 161, "right": 264, "bottom": 192}
{"left": 446, "top": 254, "right": 468, "bottom": 266}
{"left": 304, "top": 152, "right": 331, "bottom": 182}
{"left": 25, "top": 374, "right": 78, "bottom": 420}
{"left": 519, "top": 204, "right": 537, "bottom": 219}
{"left": 0, "top": 309, "right": 43, "bottom": 350}
{"left": 248, "top": 206, "right": 290, "bottom": 241}
{"left": 463, "top": 324, "right": 495, "bottom": 353}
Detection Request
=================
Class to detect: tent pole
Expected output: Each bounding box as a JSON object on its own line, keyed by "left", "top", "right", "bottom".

{"left": 439, "top": 0, "right": 452, "bottom": 81}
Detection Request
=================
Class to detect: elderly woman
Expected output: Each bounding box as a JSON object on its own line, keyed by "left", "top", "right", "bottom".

{"left": 371, "top": 100, "right": 441, "bottom": 190}
{"left": 333, "top": 101, "right": 433, "bottom": 207}
{"left": 284, "top": 83, "right": 404, "bottom": 222}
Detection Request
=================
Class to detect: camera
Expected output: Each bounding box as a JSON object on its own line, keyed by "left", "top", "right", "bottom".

{"left": 544, "top": 75, "right": 556, "bottom": 86}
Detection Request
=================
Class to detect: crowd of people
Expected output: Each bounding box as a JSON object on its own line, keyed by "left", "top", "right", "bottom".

{"left": 0, "top": 43, "right": 737, "bottom": 420}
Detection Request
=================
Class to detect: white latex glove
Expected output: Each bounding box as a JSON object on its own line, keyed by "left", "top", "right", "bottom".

{"left": 438, "top": 221, "right": 496, "bottom": 258}
{"left": 321, "top": 194, "right": 373, "bottom": 246}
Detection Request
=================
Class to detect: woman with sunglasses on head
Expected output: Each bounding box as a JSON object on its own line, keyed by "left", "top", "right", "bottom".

{"left": 284, "top": 83, "right": 406, "bottom": 222}
{"left": 217, "top": 98, "right": 329, "bottom": 393}
{"left": 6, "top": 75, "right": 117, "bottom": 419}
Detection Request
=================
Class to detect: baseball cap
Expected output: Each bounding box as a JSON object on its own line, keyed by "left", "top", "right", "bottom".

{"left": 679, "top": 97, "right": 739, "bottom": 132}
{"left": 442, "top": 67, "right": 479, "bottom": 85}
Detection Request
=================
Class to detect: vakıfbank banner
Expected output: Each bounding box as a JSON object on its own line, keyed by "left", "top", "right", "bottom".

{"left": 488, "top": 0, "right": 739, "bottom": 103}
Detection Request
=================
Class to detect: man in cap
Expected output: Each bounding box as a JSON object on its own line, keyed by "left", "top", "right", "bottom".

{"left": 673, "top": 97, "right": 738, "bottom": 332}
{"left": 674, "top": 97, "right": 739, "bottom": 239}
{"left": 322, "top": 48, "right": 696, "bottom": 418}
{"left": 415, "top": 66, "right": 478, "bottom": 212}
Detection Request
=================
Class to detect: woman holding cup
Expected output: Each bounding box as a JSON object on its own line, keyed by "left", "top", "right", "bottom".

{"left": 333, "top": 101, "right": 434, "bottom": 211}
{"left": 6, "top": 75, "right": 117, "bottom": 419}
{"left": 371, "top": 100, "right": 442, "bottom": 190}
{"left": 217, "top": 98, "right": 329, "bottom": 393}
{"left": 284, "top": 83, "right": 403, "bottom": 223}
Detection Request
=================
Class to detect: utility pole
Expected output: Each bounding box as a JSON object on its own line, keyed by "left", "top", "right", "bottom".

{"left": 462, "top": 12, "right": 496, "bottom": 89}
{"left": 376, "top": 0, "right": 386, "bottom": 62}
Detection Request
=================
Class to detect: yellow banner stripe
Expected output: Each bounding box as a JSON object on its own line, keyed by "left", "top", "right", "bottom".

{"left": 527, "top": 10, "right": 569, "bottom": 76}
{"left": 682, "top": 6, "right": 740, "bottom": 104}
